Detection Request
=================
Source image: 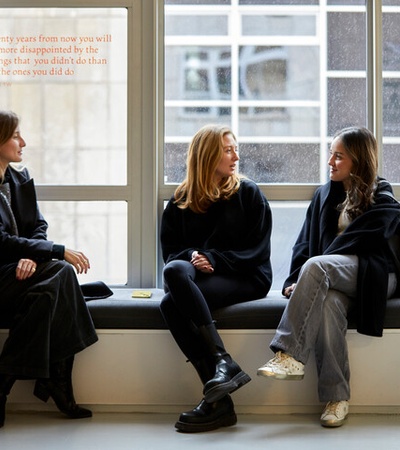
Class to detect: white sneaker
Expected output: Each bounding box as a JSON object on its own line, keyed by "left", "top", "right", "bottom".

{"left": 320, "top": 401, "right": 349, "bottom": 428}
{"left": 257, "top": 351, "right": 305, "bottom": 380}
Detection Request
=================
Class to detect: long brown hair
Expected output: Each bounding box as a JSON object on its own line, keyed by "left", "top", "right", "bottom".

{"left": 174, "top": 124, "right": 241, "bottom": 213}
{"left": 0, "top": 110, "right": 19, "bottom": 147}
{"left": 0, "top": 110, "right": 20, "bottom": 180}
{"left": 334, "top": 126, "right": 378, "bottom": 219}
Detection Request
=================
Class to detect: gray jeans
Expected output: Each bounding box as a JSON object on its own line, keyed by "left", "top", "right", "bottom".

{"left": 271, "top": 254, "right": 397, "bottom": 402}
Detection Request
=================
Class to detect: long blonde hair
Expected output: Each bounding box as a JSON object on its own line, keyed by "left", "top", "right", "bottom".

{"left": 335, "top": 126, "right": 378, "bottom": 219}
{"left": 174, "top": 124, "right": 241, "bottom": 213}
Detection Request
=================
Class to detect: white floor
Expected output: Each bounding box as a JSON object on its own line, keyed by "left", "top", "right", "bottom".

{"left": 1, "top": 411, "right": 400, "bottom": 450}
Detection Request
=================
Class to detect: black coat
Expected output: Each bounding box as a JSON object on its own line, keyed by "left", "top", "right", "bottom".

{"left": 0, "top": 166, "right": 97, "bottom": 378}
{"left": 283, "top": 178, "right": 400, "bottom": 337}
{"left": 0, "top": 166, "right": 56, "bottom": 265}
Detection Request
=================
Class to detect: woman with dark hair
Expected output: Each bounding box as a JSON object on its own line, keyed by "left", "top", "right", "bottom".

{"left": 0, "top": 111, "right": 98, "bottom": 427}
{"left": 160, "top": 124, "right": 272, "bottom": 433}
{"left": 257, "top": 127, "right": 400, "bottom": 427}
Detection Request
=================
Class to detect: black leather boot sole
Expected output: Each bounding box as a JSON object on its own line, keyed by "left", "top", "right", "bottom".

{"left": 175, "top": 396, "right": 237, "bottom": 433}
{"left": 203, "top": 369, "right": 251, "bottom": 403}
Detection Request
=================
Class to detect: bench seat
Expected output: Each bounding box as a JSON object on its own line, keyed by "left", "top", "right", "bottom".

{"left": 85, "top": 288, "right": 400, "bottom": 330}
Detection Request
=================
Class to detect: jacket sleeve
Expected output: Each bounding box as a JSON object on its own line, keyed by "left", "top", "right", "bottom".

{"left": 0, "top": 232, "right": 54, "bottom": 264}
{"left": 160, "top": 199, "right": 195, "bottom": 264}
{"left": 282, "top": 200, "right": 314, "bottom": 292}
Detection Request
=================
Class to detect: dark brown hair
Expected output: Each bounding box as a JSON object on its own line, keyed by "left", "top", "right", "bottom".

{"left": 0, "top": 110, "right": 19, "bottom": 147}
{"left": 334, "top": 126, "right": 378, "bottom": 218}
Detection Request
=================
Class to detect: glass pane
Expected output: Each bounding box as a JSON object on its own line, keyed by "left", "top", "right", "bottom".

{"left": 383, "top": 79, "right": 400, "bottom": 137}
{"left": 270, "top": 201, "right": 308, "bottom": 290}
{"left": 328, "top": 78, "right": 366, "bottom": 136}
{"left": 242, "top": 15, "right": 316, "bottom": 36}
{"left": 165, "top": 107, "right": 232, "bottom": 137}
{"left": 164, "top": 143, "right": 188, "bottom": 184}
{"left": 328, "top": 12, "right": 366, "bottom": 71}
{"left": 328, "top": 0, "right": 365, "bottom": 5}
{"left": 239, "top": 143, "right": 320, "bottom": 183}
{"left": 239, "top": 107, "right": 319, "bottom": 136}
{"left": 165, "top": 46, "right": 231, "bottom": 101}
{"left": 165, "top": 15, "right": 228, "bottom": 36}
{"left": 239, "top": 46, "right": 319, "bottom": 101}
{"left": 382, "top": 8, "right": 400, "bottom": 182}
{"left": 39, "top": 201, "right": 127, "bottom": 285}
{"left": 240, "top": 1, "right": 318, "bottom": 5}
{"left": 0, "top": 8, "right": 127, "bottom": 185}
{"left": 383, "top": 13, "right": 400, "bottom": 71}
{"left": 383, "top": 145, "right": 400, "bottom": 184}
{"left": 165, "top": 0, "right": 230, "bottom": 4}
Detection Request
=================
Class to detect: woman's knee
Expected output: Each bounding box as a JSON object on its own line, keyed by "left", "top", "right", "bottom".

{"left": 300, "top": 256, "right": 327, "bottom": 280}
{"left": 163, "top": 260, "right": 194, "bottom": 285}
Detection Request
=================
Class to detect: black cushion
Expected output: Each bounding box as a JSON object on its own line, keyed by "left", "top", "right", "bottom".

{"left": 2, "top": 288, "right": 400, "bottom": 330}
{"left": 86, "top": 288, "right": 400, "bottom": 330}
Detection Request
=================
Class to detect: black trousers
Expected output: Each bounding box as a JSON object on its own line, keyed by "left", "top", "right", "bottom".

{"left": 160, "top": 260, "right": 268, "bottom": 363}
{"left": 0, "top": 261, "right": 98, "bottom": 378}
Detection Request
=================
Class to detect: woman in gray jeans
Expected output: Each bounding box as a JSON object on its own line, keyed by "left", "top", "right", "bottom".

{"left": 257, "top": 127, "right": 400, "bottom": 428}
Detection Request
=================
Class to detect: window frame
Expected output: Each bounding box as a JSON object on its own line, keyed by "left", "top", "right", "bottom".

{"left": 0, "top": 0, "right": 158, "bottom": 287}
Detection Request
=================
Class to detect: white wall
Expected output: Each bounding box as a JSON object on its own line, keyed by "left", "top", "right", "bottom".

{"left": 3, "top": 329, "right": 400, "bottom": 415}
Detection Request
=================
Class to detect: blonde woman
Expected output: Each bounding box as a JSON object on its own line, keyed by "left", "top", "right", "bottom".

{"left": 160, "top": 124, "right": 272, "bottom": 432}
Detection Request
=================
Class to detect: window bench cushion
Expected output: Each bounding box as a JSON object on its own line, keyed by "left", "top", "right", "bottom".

{"left": 85, "top": 288, "right": 400, "bottom": 330}
{"left": 1, "top": 288, "right": 400, "bottom": 330}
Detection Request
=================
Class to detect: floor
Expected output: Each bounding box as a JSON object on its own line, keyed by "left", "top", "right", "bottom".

{"left": 1, "top": 412, "right": 400, "bottom": 450}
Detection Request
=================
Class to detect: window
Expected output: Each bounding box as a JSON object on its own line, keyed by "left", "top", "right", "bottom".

{"left": 0, "top": 1, "right": 150, "bottom": 287}
{"left": 162, "top": 0, "right": 400, "bottom": 289}
{"left": 2, "top": 1, "right": 398, "bottom": 290}
{"left": 163, "top": 1, "right": 373, "bottom": 187}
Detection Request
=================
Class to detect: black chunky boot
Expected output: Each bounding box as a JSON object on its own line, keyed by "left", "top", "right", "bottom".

{"left": 191, "top": 356, "right": 215, "bottom": 385}
{"left": 34, "top": 356, "right": 92, "bottom": 419}
{"left": 0, "top": 374, "right": 16, "bottom": 428}
{"left": 174, "top": 357, "right": 237, "bottom": 433}
{"left": 175, "top": 395, "right": 237, "bottom": 433}
{"left": 199, "top": 323, "right": 251, "bottom": 403}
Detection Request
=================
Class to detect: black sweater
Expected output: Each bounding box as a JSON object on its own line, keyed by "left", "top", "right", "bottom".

{"left": 283, "top": 178, "right": 400, "bottom": 337}
{"left": 161, "top": 178, "right": 273, "bottom": 292}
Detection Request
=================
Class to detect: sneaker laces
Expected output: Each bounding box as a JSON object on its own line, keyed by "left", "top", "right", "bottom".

{"left": 270, "top": 351, "right": 294, "bottom": 368}
{"left": 323, "top": 401, "right": 343, "bottom": 417}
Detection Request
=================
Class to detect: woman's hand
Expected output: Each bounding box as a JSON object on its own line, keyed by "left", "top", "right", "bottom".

{"left": 191, "top": 251, "right": 214, "bottom": 274}
{"left": 64, "top": 248, "right": 91, "bottom": 274}
{"left": 284, "top": 283, "right": 296, "bottom": 298}
{"left": 16, "top": 258, "right": 37, "bottom": 281}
